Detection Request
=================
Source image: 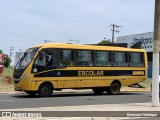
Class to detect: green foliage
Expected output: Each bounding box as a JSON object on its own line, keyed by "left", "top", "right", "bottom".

{"left": 4, "top": 55, "right": 12, "bottom": 68}
{"left": 0, "top": 49, "right": 2, "bottom": 54}
{"left": 98, "top": 40, "right": 111, "bottom": 44}
{"left": 3, "top": 66, "right": 13, "bottom": 76}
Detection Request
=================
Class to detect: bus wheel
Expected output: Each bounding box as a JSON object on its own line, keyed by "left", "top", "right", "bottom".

{"left": 107, "top": 82, "right": 121, "bottom": 95}
{"left": 38, "top": 83, "right": 53, "bottom": 97}
{"left": 26, "top": 91, "right": 37, "bottom": 96}
{"left": 92, "top": 87, "right": 105, "bottom": 95}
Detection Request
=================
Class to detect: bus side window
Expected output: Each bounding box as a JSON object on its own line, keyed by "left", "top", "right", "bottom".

{"left": 32, "top": 51, "right": 46, "bottom": 73}
{"left": 129, "top": 52, "right": 144, "bottom": 67}
{"left": 113, "top": 52, "right": 128, "bottom": 67}
{"left": 94, "top": 51, "right": 112, "bottom": 66}
{"left": 60, "top": 49, "right": 73, "bottom": 66}
{"left": 46, "top": 55, "right": 53, "bottom": 66}
{"left": 35, "top": 51, "right": 46, "bottom": 67}
{"left": 75, "top": 50, "right": 93, "bottom": 66}
{"left": 39, "top": 48, "right": 55, "bottom": 67}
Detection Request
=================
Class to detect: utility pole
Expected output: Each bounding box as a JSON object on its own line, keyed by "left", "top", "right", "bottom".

{"left": 44, "top": 40, "right": 50, "bottom": 43}
{"left": 70, "top": 39, "right": 80, "bottom": 44}
{"left": 9, "top": 46, "right": 14, "bottom": 58}
{"left": 152, "top": 0, "right": 160, "bottom": 107}
{"left": 110, "top": 24, "right": 121, "bottom": 43}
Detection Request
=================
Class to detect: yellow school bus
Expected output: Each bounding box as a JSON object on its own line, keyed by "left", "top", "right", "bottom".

{"left": 13, "top": 43, "right": 148, "bottom": 97}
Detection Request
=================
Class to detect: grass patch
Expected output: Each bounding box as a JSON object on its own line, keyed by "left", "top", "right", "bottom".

{"left": 139, "top": 79, "right": 151, "bottom": 88}
{"left": 3, "top": 66, "right": 14, "bottom": 77}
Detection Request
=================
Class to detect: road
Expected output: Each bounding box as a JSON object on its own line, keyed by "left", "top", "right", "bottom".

{"left": 0, "top": 91, "right": 153, "bottom": 109}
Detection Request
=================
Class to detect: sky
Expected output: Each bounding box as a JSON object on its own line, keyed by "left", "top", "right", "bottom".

{"left": 0, "top": 0, "right": 155, "bottom": 63}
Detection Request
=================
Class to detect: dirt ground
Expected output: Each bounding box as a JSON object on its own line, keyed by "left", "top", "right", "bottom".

{"left": 0, "top": 75, "right": 14, "bottom": 92}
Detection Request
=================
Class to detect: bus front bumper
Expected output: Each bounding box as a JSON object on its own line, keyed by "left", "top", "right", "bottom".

{"left": 14, "top": 83, "right": 23, "bottom": 91}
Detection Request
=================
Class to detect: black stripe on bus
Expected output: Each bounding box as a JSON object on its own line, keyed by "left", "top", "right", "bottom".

{"left": 34, "top": 70, "right": 145, "bottom": 77}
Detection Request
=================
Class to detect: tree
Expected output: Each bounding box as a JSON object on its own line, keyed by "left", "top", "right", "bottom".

{"left": 0, "top": 50, "right": 11, "bottom": 67}
{"left": 98, "top": 40, "right": 111, "bottom": 44}
{"left": 4, "top": 55, "right": 11, "bottom": 68}
{"left": 0, "top": 49, "right": 2, "bottom": 54}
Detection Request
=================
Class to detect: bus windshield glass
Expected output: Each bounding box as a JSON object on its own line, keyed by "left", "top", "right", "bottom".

{"left": 15, "top": 48, "right": 39, "bottom": 70}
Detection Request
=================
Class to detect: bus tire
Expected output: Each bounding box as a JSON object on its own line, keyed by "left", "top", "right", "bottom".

{"left": 107, "top": 82, "right": 121, "bottom": 95}
{"left": 92, "top": 87, "right": 105, "bottom": 95}
{"left": 38, "top": 83, "right": 53, "bottom": 97}
{"left": 26, "top": 91, "right": 37, "bottom": 96}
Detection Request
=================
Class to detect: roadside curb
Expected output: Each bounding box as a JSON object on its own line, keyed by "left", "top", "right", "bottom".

{"left": 0, "top": 88, "right": 151, "bottom": 95}
{"left": 121, "top": 87, "right": 151, "bottom": 92}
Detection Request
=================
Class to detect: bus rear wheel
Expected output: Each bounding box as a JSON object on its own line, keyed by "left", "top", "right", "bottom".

{"left": 107, "top": 82, "right": 121, "bottom": 95}
{"left": 92, "top": 87, "right": 105, "bottom": 94}
{"left": 38, "top": 83, "right": 53, "bottom": 97}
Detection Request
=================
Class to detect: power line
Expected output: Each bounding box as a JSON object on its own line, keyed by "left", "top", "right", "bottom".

{"left": 110, "top": 24, "right": 121, "bottom": 43}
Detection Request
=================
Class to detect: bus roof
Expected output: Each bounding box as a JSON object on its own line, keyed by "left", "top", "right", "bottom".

{"left": 32, "top": 43, "right": 146, "bottom": 52}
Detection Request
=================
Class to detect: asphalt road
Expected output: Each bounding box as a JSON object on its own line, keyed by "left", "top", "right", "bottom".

{"left": 0, "top": 91, "right": 153, "bottom": 109}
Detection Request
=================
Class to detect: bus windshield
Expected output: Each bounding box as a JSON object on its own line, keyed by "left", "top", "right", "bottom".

{"left": 15, "top": 48, "right": 39, "bottom": 70}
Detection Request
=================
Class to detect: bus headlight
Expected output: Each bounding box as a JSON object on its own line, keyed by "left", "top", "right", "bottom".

{"left": 14, "top": 74, "right": 30, "bottom": 82}
{"left": 21, "top": 74, "right": 30, "bottom": 79}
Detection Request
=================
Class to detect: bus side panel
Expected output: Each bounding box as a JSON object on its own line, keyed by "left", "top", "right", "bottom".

{"left": 31, "top": 77, "right": 58, "bottom": 90}
{"left": 120, "top": 78, "right": 145, "bottom": 86}
{"left": 64, "top": 80, "right": 76, "bottom": 88}
{"left": 75, "top": 79, "right": 112, "bottom": 88}
{"left": 30, "top": 70, "right": 147, "bottom": 90}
